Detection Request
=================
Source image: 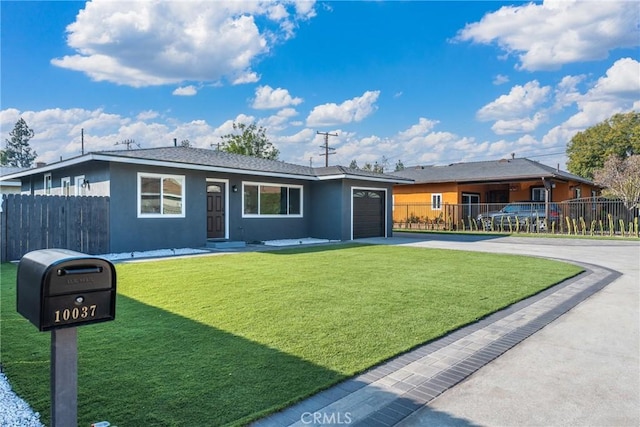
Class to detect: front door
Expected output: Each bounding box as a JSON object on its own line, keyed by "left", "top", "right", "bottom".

{"left": 207, "top": 183, "right": 225, "bottom": 239}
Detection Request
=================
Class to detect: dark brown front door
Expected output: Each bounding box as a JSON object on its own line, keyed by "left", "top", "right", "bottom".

{"left": 207, "top": 183, "right": 225, "bottom": 239}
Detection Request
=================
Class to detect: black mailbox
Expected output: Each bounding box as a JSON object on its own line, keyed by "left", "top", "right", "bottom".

{"left": 17, "top": 249, "right": 116, "bottom": 331}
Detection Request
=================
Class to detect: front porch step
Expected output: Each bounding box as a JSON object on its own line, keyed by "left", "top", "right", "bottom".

{"left": 206, "top": 240, "right": 246, "bottom": 249}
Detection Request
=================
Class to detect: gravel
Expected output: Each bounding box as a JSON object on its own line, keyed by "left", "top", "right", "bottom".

{"left": 0, "top": 373, "right": 44, "bottom": 427}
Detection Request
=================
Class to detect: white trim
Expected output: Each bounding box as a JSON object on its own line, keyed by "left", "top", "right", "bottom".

{"left": 241, "top": 181, "right": 304, "bottom": 218}
{"left": 431, "top": 193, "right": 442, "bottom": 210}
{"left": 61, "top": 177, "right": 71, "bottom": 196}
{"left": 74, "top": 175, "right": 85, "bottom": 196}
{"left": 44, "top": 173, "right": 52, "bottom": 195}
{"left": 137, "top": 172, "right": 186, "bottom": 218}
{"left": 351, "top": 186, "right": 388, "bottom": 240}
{"left": 206, "top": 178, "right": 229, "bottom": 239}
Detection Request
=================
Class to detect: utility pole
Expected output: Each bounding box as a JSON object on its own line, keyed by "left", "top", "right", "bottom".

{"left": 317, "top": 131, "right": 337, "bottom": 167}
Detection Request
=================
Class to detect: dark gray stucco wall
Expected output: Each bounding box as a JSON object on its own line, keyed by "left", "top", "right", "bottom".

{"left": 108, "top": 163, "right": 206, "bottom": 252}
{"left": 108, "top": 165, "right": 314, "bottom": 250}
{"left": 20, "top": 162, "right": 110, "bottom": 195}
{"left": 309, "top": 180, "right": 344, "bottom": 240}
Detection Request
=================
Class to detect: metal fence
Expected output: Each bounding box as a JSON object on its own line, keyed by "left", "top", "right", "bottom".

{"left": 1, "top": 194, "right": 110, "bottom": 262}
{"left": 393, "top": 198, "right": 640, "bottom": 237}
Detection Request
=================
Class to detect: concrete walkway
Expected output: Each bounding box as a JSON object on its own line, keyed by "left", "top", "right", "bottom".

{"left": 253, "top": 233, "right": 639, "bottom": 427}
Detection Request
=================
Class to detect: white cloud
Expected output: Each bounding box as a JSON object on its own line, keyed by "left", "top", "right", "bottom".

{"left": 173, "top": 85, "right": 198, "bottom": 96}
{"left": 397, "top": 118, "right": 439, "bottom": 140}
{"left": 258, "top": 108, "right": 299, "bottom": 131}
{"left": 252, "top": 85, "right": 303, "bottom": 109}
{"left": 136, "top": 110, "right": 160, "bottom": 121}
{"left": 543, "top": 58, "right": 640, "bottom": 145}
{"left": 51, "top": 1, "right": 317, "bottom": 87}
{"left": 477, "top": 80, "right": 550, "bottom": 121}
{"left": 306, "top": 91, "right": 380, "bottom": 127}
{"left": 491, "top": 112, "right": 546, "bottom": 135}
{"left": 456, "top": 0, "right": 639, "bottom": 71}
{"left": 493, "top": 74, "right": 509, "bottom": 85}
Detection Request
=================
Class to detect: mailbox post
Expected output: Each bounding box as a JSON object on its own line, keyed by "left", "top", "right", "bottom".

{"left": 17, "top": 249, "right": 117, "bottom": 427}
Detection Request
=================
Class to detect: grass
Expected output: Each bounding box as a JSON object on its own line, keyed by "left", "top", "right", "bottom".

{"left": 1, "top": 243, "right": 583, "bottom": 426}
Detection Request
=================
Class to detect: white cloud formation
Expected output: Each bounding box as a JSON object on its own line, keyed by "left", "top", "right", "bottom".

{"left": 252, "top": 85, "right": 303, "bottom": 109}
{"left": 493, "top": 74, "right": 509, "bottom": 85}
{"left": 543, "top": 57, "right": 640, "bottom": 145}
{"left": 258, "top": 108, "right": 299, "bottom": 131}
{"left": 51, "top": 0, "right": 317, "bottom": 87}
{"left": 136, "top": 110, "right": 160, "bottom": 121}
{"left": 396, "top": 118, "right": 439, "bottom": 140}
{"left": 456, "top": 0, "right": 639, "bottom": 70}
{"left": 173, "top": 85, "right": 198, "bottom": 96}
{"left": 306, "top": 91, "right": 380, "bottom": 127}
{"left": 491, "top": 112, "right": 546, "bottom": 135}
{"left": 477, "top": 80, "right": 550, "bottom": 121}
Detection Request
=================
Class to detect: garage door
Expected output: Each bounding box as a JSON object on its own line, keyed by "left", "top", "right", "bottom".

{"left": 353, "top": 190, "right": 385, "bottom": 239}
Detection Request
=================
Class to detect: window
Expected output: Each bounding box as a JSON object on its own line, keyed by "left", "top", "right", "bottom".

{"left": 61, "top": 177, "right": 71, "bottom": 196}
{"left": 531, "top": 187, "right": 546, "bottom": 201}
{"left": 574, "top": 187, "right": 582, "bottom": 199}
{"left": 138, "top": 173, "right": 185, "bottom": 217}
{"left": 243, "top": 182, "right": 302, "bottom": 217}
{"left": 44, "top": 174, "right": 52, "bottom": 195}
{"left": 431, "top": 193, "right": 442, "bottom": 210}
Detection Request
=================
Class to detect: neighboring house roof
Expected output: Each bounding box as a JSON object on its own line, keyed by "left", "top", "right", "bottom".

{"left": 0, "top": 166, "right": 25, "bottom": 190}
{"left": 0, "top": 147, "right": 412, "bottom": 184}
{"left": 1, "top": 166, "right": 27, "bottom": 176}
{"left": 392, "top": 158, "right": 596, "bottom": 186}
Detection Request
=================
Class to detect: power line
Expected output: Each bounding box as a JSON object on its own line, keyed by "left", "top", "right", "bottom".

{"left": 317, "top": 131, "right": 337, "bottom": 167}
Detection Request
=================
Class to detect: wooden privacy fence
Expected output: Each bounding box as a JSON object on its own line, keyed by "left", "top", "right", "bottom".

{"left": 1, "top": 195, "right": 110, "bottom": 262}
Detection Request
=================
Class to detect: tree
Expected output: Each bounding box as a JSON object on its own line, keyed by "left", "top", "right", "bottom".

{"left": 593, "top": 154, "right": 640, "bottom": 211}
{"left": 3, "top": 118, "right": 37, "bottom": 167}
{"left": 349, "top": 160, "right": 359, "bottom": 169}
{"left": 395, "top": 160, "right": 405, "bottom": 171}
{"left": 566, "top": 111, "right": 640, "bottom": 180}
{"left": 219, "top": 122, "right": 279, "bottom": 160}
{"left": 362, "top": 161, "right": 384, "bottom": 173}
{"left": 180, "top": 139, "right": 191, "bottom": 147}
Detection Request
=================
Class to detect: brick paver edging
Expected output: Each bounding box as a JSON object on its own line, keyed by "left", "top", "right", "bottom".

{"left": 252, "top": 262, "right": 620, "bottom": 427}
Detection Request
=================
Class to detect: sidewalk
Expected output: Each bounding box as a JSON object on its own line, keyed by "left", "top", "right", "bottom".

{"left": 253, "top": 234, "right": 640, "bottom": 427}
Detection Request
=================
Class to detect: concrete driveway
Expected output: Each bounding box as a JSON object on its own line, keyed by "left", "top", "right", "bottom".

{"left": 386, "top": 233, "right": 640, "bottom": 427}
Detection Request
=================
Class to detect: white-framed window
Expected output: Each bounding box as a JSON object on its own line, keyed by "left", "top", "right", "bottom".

{"left": 431, "top": 193, "right": 442, "bottom": 210}
{"left": 532, "top": 187, "right": 546, "bottom": 201}
{"left": 61, "top": 177, "right": 71, "bottom": 196}
{"left": 242, "top": 182, "right": 303, "bottom": 217}
{"left": 44, "top": 174, "right": 52, "bottom": 195}
{"left": 137, "top": 173, "right": 185, "bottom": 217}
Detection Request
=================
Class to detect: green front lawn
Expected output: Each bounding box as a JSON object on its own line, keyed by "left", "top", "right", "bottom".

{"left": 1, "top": 243, "right": 582, "bottom": 426}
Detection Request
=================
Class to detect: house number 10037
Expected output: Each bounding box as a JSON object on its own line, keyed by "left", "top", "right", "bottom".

{"left": 54, "top": 305, "right": 97, "bottom": 323}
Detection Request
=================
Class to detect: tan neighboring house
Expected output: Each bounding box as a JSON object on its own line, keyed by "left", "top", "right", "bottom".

{"left": 391, "top": 157, "right": 600, "bottom": 225}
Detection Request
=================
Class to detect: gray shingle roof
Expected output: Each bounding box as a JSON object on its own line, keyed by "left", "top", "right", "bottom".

{"left": 100, "top": 146, "right": 316, "bottom": 176}
{"left": 392, "top": 158, "right": 594, "bottom": 185}
{"left": 94, "top": 147, "right": 411, "bottom": 183}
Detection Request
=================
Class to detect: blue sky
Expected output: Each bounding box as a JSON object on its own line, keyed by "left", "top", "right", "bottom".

{"left": 1, "top": 1, "right": 638, "bottom": 171}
